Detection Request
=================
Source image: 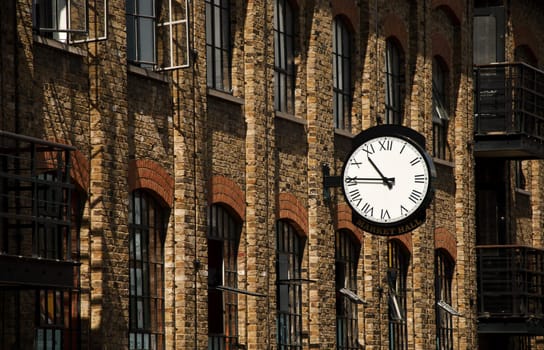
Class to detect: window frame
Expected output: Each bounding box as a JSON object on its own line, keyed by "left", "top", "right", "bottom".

{"left": 435, "top": 250, "right": 455, "bottom": 350}
{"left": 274, "top": 0, "right": 296, "bottom": 115}
{"left": 126, "top": 0, "right": 157, "bottom": 68}
{"left": 388, "top": 240, "right": 409, "bottom": 350}
{"left": 385, "top": 39, "right": 404, "bottom": 125}
{"left": 128, "top": 190, "right": 166, "bottom": 350}
{"left": 32, "top": 0, "right": 88, "bottom": 43}
{"left": 276, "top": 220, "right": 304, "bottom": 349}
{"left": 335, "top": 230, "right": 360, "bottom": 350}
{"left": 207, "top": 204, "right": 241, "bottom": 350}
{"left": 333, "top": 17, "right": 353, "bottom": 131}
{"left": 432, "top": 56, "right": 450, "bottom": 161}
{"left": 206, "top": 0, "right": 232, "bottom": 92}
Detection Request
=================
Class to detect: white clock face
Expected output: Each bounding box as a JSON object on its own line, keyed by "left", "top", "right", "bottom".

{"left": 342, "top": 136, "right": 431, "bottom": 225}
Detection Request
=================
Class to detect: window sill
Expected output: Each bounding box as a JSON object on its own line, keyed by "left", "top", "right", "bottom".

{"left": 207, "top": 88, "right": 244, "bottom": 105}
{"left": 275, "top": 111, "right": 307, "bottom": 126}
{"left": 127, "top": 65, "right": 171, "bottom": 83}
{"left": 33, "top": 35, "right": 87, "bottom": 57}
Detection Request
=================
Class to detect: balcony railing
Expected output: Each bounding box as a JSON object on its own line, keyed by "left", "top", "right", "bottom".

{"left": 477, "top": 245, "right": 544, "bottom": 334}
{"left": 0, "top": 130, "right": 77, "bottom": 288}
{"left": 474, "top": 63, "right": 544, "bottom": 158}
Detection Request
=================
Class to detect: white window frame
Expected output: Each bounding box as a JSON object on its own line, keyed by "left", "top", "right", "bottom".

{"left": 157, "top": 0, "right": 190, "bottom": 70}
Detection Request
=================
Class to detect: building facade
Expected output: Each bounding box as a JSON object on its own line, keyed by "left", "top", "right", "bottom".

{"left": 0, "top": 0, "right": 544, "bottom": 349}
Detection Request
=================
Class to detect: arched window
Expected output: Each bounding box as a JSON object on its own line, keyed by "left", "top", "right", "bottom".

{"left": 432, "top": 56, "right": 450, "bottom": 160}
{"left": 388, "top": 240, "right": 409, "bottom": 350}
{"left": 274, "top": 0, "right": 296, "bottom": 114}
{"left": 129, "top": 190, "right": 166, "bottom": 350}
{"left": 335, "top": 230, "right": 361, "bottom": 350}
{"left": 435, "top": 249, "right": 455, "bottom": 350}
{"left": 276, "top": 219, "right": 304, "bottom": 349}
{"left": 333, "top": 17, "right": 352, "bottom": 131}
{"left": 207, "top": 204, "right": 241, "bottom": 349}
{"left": 385, "top": 38, "right": 404, "bottom": 125}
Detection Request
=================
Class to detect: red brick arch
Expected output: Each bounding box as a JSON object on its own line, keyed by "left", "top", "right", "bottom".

{"left": 431, "top": 0, "right": 463, "bottom": 26}
{"left": 383, "top": 13, "right": 408, "bottom": 54}
{"left": 389, "top": 233, "right": 413, "bottom": 255}
{"left": 209, "top": 175, "right": 246, "bottom": 222}
{"left": 69, "top": 150, "right": 90, "bottom": 193}
{"left": 335, "top": 203, "right": 363, "bottom": 244}
{"left": 277, "top": 192, "right": 308, "bottom": 237}
{"left": 128, "top": 159, "right": 174, "bottom": 208}
{"left": 432, "top": 32, "right": 453, "bottom": 71}
{"left": 434, "top": 227, "right": 457, "bottom": 261}
{"left": 332, "top": 0, "right": 359, "bottom": 32}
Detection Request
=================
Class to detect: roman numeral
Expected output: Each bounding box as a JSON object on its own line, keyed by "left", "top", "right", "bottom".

{"left": 361, "top": 202, "right": 374, "bottom": 216}
{"left": 378, "top": 139, "right": 393, "bottom": 151}
{"left": 362, "top": 144, "right": 375, "bottom": 155}
{"left": 410, "top": 157, "right": 421, "bottom": 166}
{"left": 408, "top": 189, "right": 423, "bottom": 203}
{"left": 414, "top": 174, "right": 426, "bottom": 183}
{"left": 350, "top": 159, "right": 362, "bottom": 168}
{"left": 349, "top": 189, "right": 362, "bottom": 206}
{"left": 380, "top": 209, "right": 390, "bottom": 220}
{"left": 399, "top": 143, "right": 406, "bottom": 154}
{"left": 400, "top": 205, "right": 408, "bottom": 215}
{"left": 345, "top": 177, "right": 357, "bottom": 186}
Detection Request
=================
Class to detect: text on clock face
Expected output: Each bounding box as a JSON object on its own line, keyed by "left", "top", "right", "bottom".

{"left": 342, "top": 136, "right": 430, "bottom": 224}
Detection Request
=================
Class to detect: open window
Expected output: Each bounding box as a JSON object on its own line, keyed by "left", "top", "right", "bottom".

{"left": 33, "top": 0, "right": 87, "bottom": 42}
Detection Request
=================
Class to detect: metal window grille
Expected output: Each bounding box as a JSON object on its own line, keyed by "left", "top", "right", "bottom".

{"left": 435, "top": 250, "right": 454, "bottom": 350}
{"left": 274, "top": 0, "right": 296, "bottom": 114}
{"left": 207, "top": 204, "right": 241, "bottom": 350}
{"left": 206, "top": 0, "right": 232, "bottom": 92}
{"left": 335, "top": 230, "right": 360, "bottom": 350}
{"left": 276, "top": 220, "right": 303, "bottom": 350}
{"left": 129, "top": 190, "right": 166, "bottom": 350}
{"left": 385, "top": 39, "right": 404, "bottom": 125}
{"left": 388, "top": 241, "right": 409, "bottom": 350}
{"left": 333, "top": 18, "right": 352, "bottom": 131}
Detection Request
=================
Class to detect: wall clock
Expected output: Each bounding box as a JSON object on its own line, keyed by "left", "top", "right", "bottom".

{"left": 341, "top": 125, "right": 436, "bottom": 236}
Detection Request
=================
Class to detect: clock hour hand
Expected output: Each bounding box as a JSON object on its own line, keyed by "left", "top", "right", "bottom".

{"left": 367, "top": 156, "right": 394, "bottom": 189}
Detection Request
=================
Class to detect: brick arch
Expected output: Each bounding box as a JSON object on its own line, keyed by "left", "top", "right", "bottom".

{"left": 209, "top": 175, "right": 246, "bottom": 222}
{"left": 332, "top": 0, "right": 359, "bottom": 32}
{"left": 432, "top": 0, "right": 463, "bottom": 26}
{"left": 277, "top": 192, "right": 308, "bottom": 237}
{"left": 432, "top": 32, "right": 453, "bottom": 71}
{"left": 71, "top": 149, "right": 90, "bottom": 193}
{"left": 383, "top": 13, "right": 408, "bottom": 54}
{"left": 128, "top": 159, "right": 174, "bottom": 208}
{"left": 434, "top": 227, "right": 457, "bottom": 261}
{"left": 389, "top": 233, "right": 413, "bottom": 255}
{"left": 335, "top": 203, "right": 363, "bottom": 244}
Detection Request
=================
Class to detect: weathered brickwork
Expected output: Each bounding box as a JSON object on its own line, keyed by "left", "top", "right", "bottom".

{"left": 3, "top": 0, "right": 544, "bottom": 349}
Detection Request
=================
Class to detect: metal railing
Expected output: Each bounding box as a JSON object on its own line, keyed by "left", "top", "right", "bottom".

{"left": 474, "top": 63, "right": 544, "bottom": 141}
{"left": 477, "top": 245, "right": 544, "bottom": 319}
{"left": 0, "top": 130, "right": 76, "bottom": 288}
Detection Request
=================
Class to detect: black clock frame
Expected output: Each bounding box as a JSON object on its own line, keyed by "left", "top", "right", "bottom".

{"left": 342, "top": 124, "right": 437, "bottom": 236}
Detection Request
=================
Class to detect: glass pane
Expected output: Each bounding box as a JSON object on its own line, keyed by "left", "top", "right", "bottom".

{"left": 138, "top": 17, "right": 156, "bottom": 63}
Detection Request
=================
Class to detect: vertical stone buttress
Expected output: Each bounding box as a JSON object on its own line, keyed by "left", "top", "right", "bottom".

{"left": 243, "top": 1, "right": 274, "bottom": 349}
{"left": 88, "top": 0, "right": 129, "bottom": 347}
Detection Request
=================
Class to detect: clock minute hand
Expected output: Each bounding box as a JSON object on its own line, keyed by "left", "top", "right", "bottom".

{"left": 367, "top": 156, "right": 394, "bottom": 189}
{"left": 347, "top": 177, "right": 395, "bottom": 183}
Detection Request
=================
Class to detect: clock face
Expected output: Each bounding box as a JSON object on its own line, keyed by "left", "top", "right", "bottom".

{"left": 342, "top": 135, "right": 432, "bottom": 226}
